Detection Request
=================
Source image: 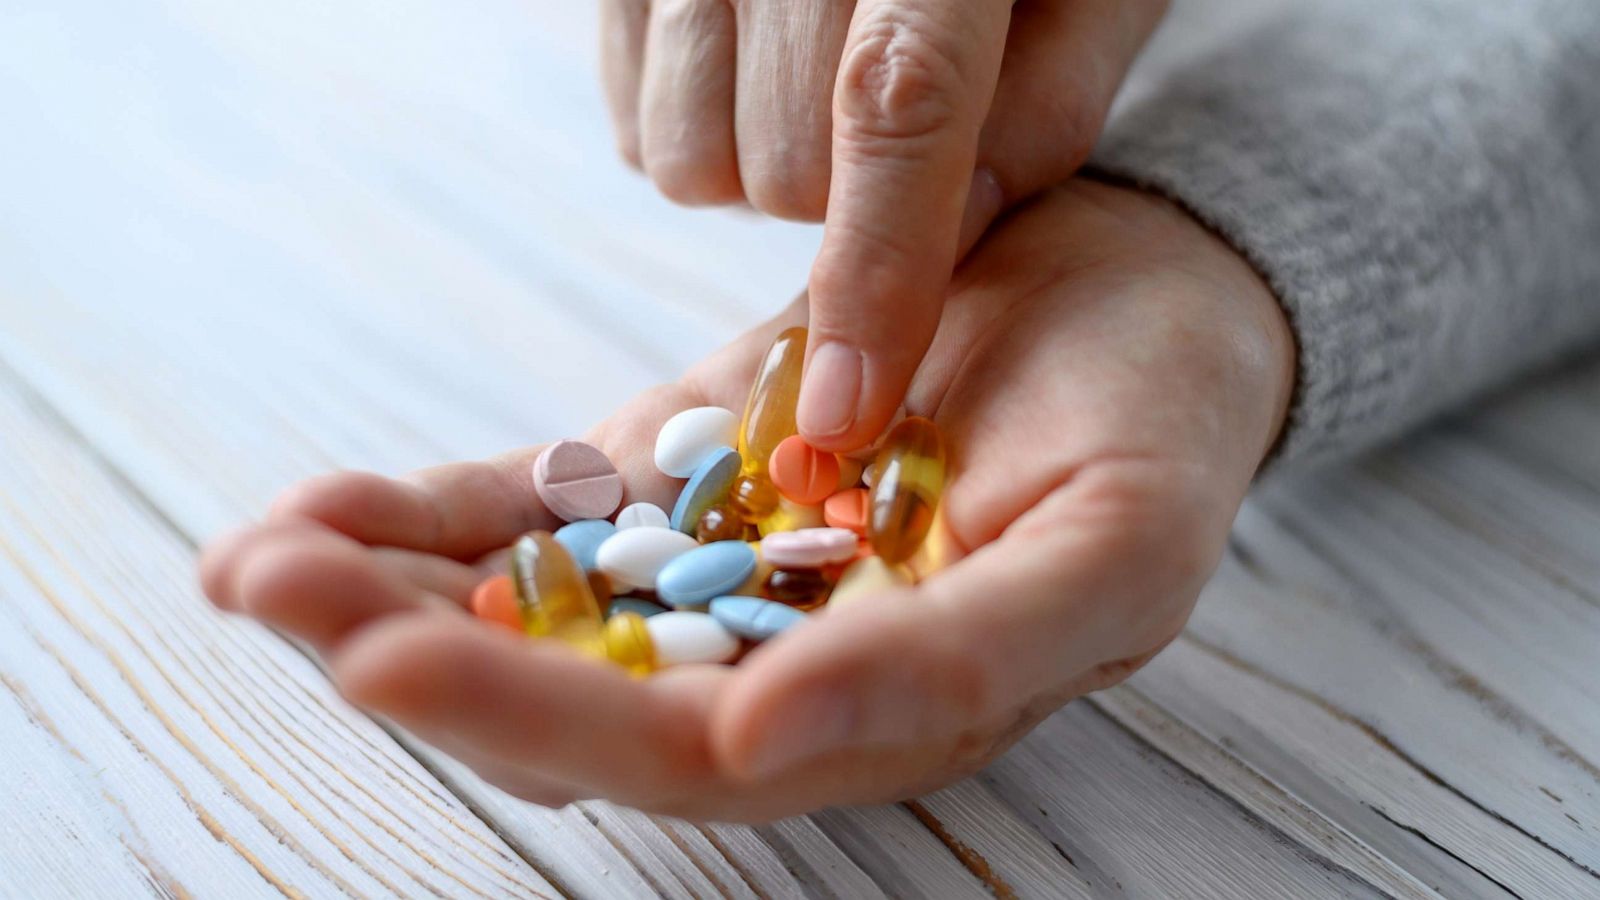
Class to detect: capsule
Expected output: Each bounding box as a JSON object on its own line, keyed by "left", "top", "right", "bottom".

{"left": 602, "top": 611, "right": 656, "bottom": 677}
{"left": 763, "top": 568, "right": 833, "bottom": 611}
{"left": 867, "top": 417, "right": 946, "bottom": 565}
{"left": 511, "top": 531, "right": 605, "bottom": 653}
{"left": 695, "top": 503, "right": 746, "bottom": 544}
{"left": 733, "top": 327, "right": 806, "bottom": 519}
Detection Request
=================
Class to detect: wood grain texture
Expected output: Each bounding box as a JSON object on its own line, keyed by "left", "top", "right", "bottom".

{"left": 2, "top": 0, "right": 1597, "bottom": 897}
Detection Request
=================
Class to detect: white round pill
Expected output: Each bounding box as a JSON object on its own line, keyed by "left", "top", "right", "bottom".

{"left": 615, "top": 501, "right": 670, "bottom": 530}
{"left": 645, "top": 611, "right": 741, "bottom": 666}
{"left": 655, "top": 406, "right": 740, "bottom": 478}
{"left": 595, "top": 526, "right": 699, "bottom": 590}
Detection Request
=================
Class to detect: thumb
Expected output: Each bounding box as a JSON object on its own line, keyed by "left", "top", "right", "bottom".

{"left": 798, "top": 0, "right": 1013, "bottom": 452}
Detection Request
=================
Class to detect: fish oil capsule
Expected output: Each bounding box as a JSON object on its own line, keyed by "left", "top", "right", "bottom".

{"left": 511, "top": 531, "right": 605, "bottom": 653}
{"left": 867, "top": 416, "right": 946, "bottom": 565}
{"left": 730, "top": 475, "right": 780, "bottom": 521}
{"left": 763, "top": 568, "right": 832, "bottom": 611}
{"left": 696, "top": 503, "right": 746, "bottom": 543}
{"left": 602, "top": 611, "right": 656, "bottom": 677}
{"left": 732, "top": 327, "right": 806, "bottom": 519}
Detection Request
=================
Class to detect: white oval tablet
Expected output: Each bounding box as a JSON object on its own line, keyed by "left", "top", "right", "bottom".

{"left": 645, "top": 611, "right": 741, "bottom": 666}
{"left": 595, "top": 527, "right": 699, "bottom": 590}
{"left": 655, "top": 406, "right": 740, "bottom": 478}
{"left": 615, "top": 501, "right": 670, "bottom": 530}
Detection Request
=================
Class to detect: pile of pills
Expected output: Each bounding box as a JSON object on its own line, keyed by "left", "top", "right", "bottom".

{"left": 468, "top": 326, "right": 947, "bottom": 674}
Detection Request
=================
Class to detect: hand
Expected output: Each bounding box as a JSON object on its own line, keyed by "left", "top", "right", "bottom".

{"left": 200, "top": 179, "right": 1294, "bottom": 821}
{"left": 601, "top": 0, "right": 1170, "bottom": 450}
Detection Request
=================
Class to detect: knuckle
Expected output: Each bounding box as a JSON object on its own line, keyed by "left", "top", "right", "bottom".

{"left": 646, "top": 153, "right": 741, "bottom": 206}
{"left": 837, "top": 14, "right": 967, "bottom": 144}
{"left": 743, "top": 155, "right": 829, "bottom": 221}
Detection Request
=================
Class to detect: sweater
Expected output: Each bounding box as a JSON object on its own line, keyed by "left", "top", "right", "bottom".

{"left": 1091, "top": 0, "right": 1600, "bottom": 468}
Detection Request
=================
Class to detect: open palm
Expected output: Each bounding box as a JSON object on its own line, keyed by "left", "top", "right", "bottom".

{"left": 201, "top": 179, "right": 1293, "bottom": 822}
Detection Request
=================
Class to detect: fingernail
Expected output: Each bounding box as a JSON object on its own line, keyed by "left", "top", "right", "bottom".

{"left": 749, "top": 688, "right": 859, "bottom": 778}
{"left": 798, "top": 341, "right": 863, "bottom": 440}
{"left": 957, "top": 167, "right": 1005, "bottom": 256}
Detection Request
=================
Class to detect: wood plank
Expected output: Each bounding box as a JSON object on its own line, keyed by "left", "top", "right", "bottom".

{"left": 0, "top": 378, "right": 557, "bottom": 899}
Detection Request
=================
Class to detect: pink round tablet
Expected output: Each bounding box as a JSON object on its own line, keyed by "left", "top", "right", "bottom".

{"left": 760, "top": 527, "right": 858, "bottom": 568}
{"left": 533, "top": 440, "right": 624, "bottom": 522}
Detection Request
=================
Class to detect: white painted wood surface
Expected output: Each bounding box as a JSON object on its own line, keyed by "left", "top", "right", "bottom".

{"left": 2, "top": 0, "right": 1596, "bottom": 897}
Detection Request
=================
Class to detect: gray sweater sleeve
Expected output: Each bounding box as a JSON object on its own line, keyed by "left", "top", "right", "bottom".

{"left": 1090, "top": 0, "right": 1600, "bottom": 469}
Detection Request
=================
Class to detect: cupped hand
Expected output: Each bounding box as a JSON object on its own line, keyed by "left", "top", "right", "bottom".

{"left": 200, "top": 179, "right": 1293, "bottom": 822}
{"left": 602, "top": 0, "right": 1170, "bottom": 449}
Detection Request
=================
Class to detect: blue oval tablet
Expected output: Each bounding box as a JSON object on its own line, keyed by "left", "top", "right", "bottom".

{"left": 607, "top": 597, "right": 669, "bottom": 619}
{"left": 655, "top": 540, "right": 757, "bottom": 608}
{"left": 670, "top": 446, "right": 741, "bottom": 534}
{"left": 710, "top": 596, "right": 806, "bottom": 641}
{"left": 553, "top": 519, "right": 616, "bottom": 571}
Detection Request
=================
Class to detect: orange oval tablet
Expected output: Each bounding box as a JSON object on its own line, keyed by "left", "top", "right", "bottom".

{"left": 769, "top": 436, "right": 840, "bottom": 505}
{"left": 823, "top": 488, "right": 870, "bottom": 535}
{"left": 470, "top": 574, "right": 523, "bottom": 632}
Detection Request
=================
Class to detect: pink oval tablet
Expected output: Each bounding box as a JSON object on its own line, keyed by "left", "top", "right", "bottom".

{"left": 534, "top": 440, "right": 624, "bottom": 522}
{"left": 759, "top": 527, "right": 858, "bottom": 568}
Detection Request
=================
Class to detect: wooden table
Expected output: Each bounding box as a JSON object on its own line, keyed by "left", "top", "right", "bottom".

{"left": 2, "top": 1, "right": 1596, "bottom": 896}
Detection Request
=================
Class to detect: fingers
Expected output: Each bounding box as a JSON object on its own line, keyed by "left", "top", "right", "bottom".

{"left": 975, "top": 0, "right": 1168, "bottom": 218}
{"left": 600, "top": 0, "right": 652, "bottom": 167}
{"left": 798, "top": 0, "right": 1014, "bottom": 451}
{"left": 201, "top": 520, "right": 446, "bottom": 653}
{"left": 732, "top": 0, "right": 854, "bottom": 220}
{"left": 329, "top": 612, "right": 724, "bottom": 805}
{"left": 638, "top": 0, "right": 742, "bottom": 205}
{"left": 713, "top": 457, "right": 1219, "bottom": 780}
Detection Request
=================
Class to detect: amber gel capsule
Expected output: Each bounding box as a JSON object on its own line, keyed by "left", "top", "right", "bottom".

{"left": 732, "top": 326, "right": 807, "bottom": 520}
{"left": 510, "top": 531, "right": 605, "bottom": 654}
{"left": 602, "top": 611, "right": 656, "bottom": 677}
{"left": 867, "top": 417, "right": 946, "bottom": 565}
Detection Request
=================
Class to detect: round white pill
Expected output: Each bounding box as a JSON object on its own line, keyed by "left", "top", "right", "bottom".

{"left": 615, "top": 501, "right": 670, "bottom": 530}
{"left": 655, "top": 406, "right": 740, "bottom": 478}
{"left": 645, "top": 611, "right": 741, "bottom": 666}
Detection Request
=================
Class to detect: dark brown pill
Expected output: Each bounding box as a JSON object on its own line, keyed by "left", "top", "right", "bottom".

{"left": 695, "top": 503, "right": 746, "bottom": 544}
{"left": 762, "top": 568, "right": 832, "bottom": 611}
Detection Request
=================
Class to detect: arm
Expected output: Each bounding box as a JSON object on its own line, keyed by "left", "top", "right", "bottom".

{"left": 1092, "top": 0, "right": 1600, "bottom": 467}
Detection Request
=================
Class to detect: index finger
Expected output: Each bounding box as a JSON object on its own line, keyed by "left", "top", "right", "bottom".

{"left": 798, "top": 0, "right": 1012, "bottom": 451}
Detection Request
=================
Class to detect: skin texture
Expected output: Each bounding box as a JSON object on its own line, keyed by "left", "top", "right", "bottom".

{"left": 601, "top": 0, "right": 1171, "bottom": 453}
{"left": 200, "top": 180, "right": 1296, "bottom": 822}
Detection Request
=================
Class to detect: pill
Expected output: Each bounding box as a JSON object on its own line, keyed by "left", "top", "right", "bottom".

{"left": 762, "top": 568, "right": 832, "bottom": 610}
{"left": 756, "top": 497, "right": 825, "bottom": 536}
{"left": 615, "top": 501, "right": 670, "bottom": 530}
{"left": 760, "top": 527, "right": 858, "bottom": 568}
{"left": 595, "top": 526, "right": 699, "bottom": 590}
{"left": 607, "top": 597, "right": 669, "bottom": 618}
{"left": 645, "top": 611, "right": 741, "bottom": 666}
{"left": 822, "top": 488, "right": 870, "bottom": 535}
{"left": 768, "top": 435, "right": 841, "bottom": 505}
{"left": 836, "top": 455, "right": 865, "bottom": 490}
{"left": 867, "top": 416, "right": 946, "bottom": 564}
{"left": 534, "top": 441, "right": 624, "bottom": 522}
{"left": 587, "top": 570, "right": 614, "bottom": 605}
{"left": 670, "top": 446, "right": 741, "bottom": 534}
{"left": 828, "top": 555, "right": 911, "bottom": 611}
{"left": 470, "top": 574, "right": 522, "bottom": 632}
{"left": 511, "top": 531, "right": 605, "bottom": 651}
{"left": 553, "top": 519, "right": 616, "bottom": 571}
{"left": 737, "top": 326, "right": 806, "bottom": 480}
{"left": 730, "top": 475, "right": 780, "bottom": 521}
{"left": 695, "top": 503, "right": 745, "bottom": 544}
{"left": 656, "top": 540, "right": 758, "bottom": 608}
{"left": 655, "top": 406, "right": 740, "bottom": 478}
{"left": 710, "top": 596, "right": 807, "bottom": 641}
{"left": 602, "top": 611, "right": 656, "bottom": 677}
